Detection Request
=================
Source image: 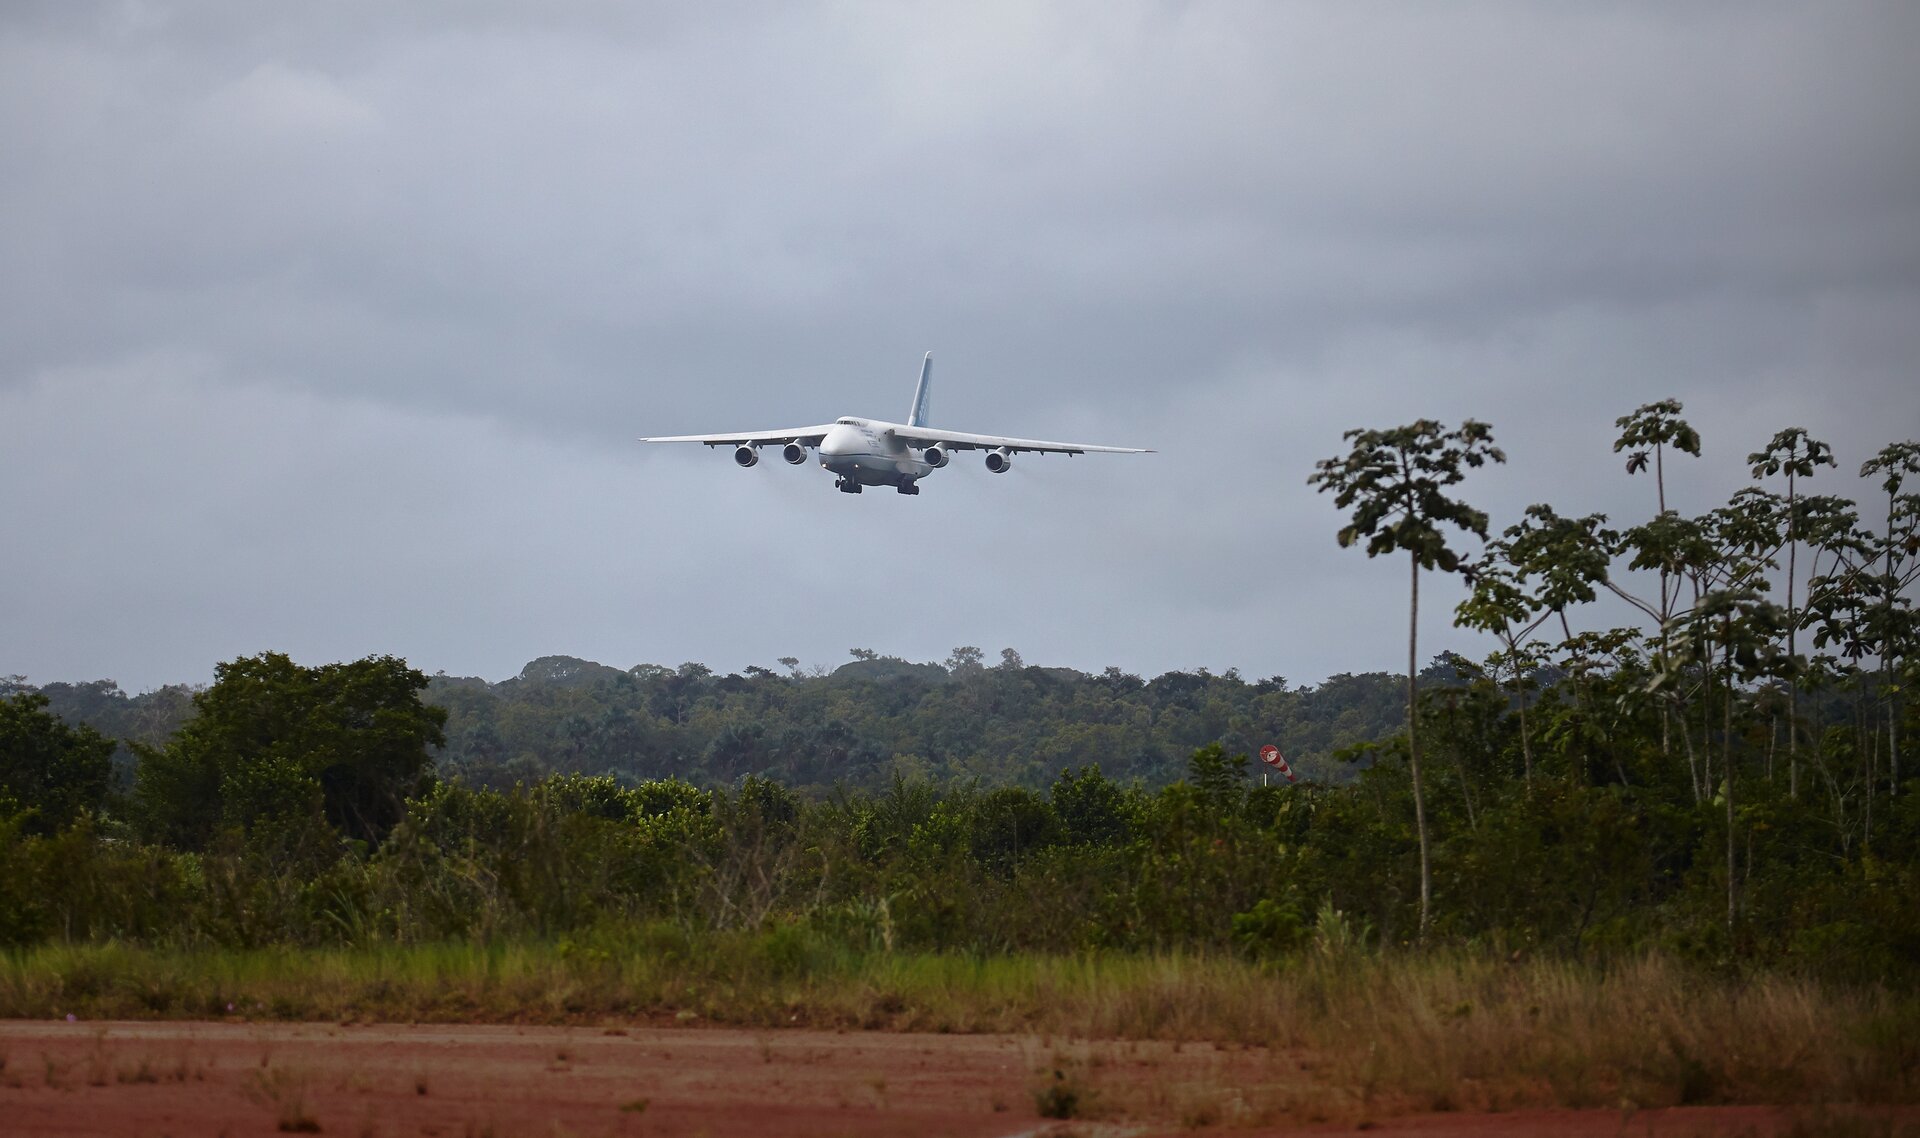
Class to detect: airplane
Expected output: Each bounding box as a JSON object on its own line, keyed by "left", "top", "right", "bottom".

{"left": 637, "top": 353, "right": 1153, "bottom": 494}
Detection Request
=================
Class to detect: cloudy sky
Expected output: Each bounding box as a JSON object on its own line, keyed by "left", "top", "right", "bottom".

{"left": 4, "top": 1, "right": 1917, "bottom": 693}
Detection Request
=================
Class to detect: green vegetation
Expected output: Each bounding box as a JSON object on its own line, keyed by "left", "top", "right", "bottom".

{"left": 19, "top": 652, "right": 1411, "bottom": 794}
{"left": 0, "top": 690, "right": 114, "bottom": 835}
{"left": 131, "top": 652, "right": 445, "bottom": 852}
{"left": 1, "top": 401, "right": 1916, "bottom": 1114}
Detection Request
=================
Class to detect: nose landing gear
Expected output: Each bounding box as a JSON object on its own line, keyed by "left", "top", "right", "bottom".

{"left": 835, "top": 476, "right": 863, "bottom": 494}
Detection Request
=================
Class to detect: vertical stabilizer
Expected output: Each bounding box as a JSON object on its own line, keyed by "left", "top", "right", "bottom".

{"left": 907, "top": 352, "right": 933, "bottom": 427}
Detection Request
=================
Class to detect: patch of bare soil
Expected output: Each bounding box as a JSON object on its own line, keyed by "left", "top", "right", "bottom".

{"left": 0, "top": 1020, "right": 1910, "bottom": 1137}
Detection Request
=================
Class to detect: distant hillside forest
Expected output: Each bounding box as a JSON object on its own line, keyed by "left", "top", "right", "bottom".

{"left": 11, "top": 653, "right": 1415, "bottom": 793}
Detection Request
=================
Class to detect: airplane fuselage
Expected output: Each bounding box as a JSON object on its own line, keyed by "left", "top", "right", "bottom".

{"left": 818, "top": 418, "right": 939, "bottom": 489}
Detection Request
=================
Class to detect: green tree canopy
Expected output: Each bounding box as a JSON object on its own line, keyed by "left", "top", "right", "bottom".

{"left": 133, "top": 653, "right": 446, "bottom": 850}
{"left": 0, "top": 691, "right": 115, "bottom": 835}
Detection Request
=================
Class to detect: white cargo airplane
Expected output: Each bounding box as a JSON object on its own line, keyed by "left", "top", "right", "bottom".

{"left": 638, "top": 353, "right": 1152, "bottom": 494}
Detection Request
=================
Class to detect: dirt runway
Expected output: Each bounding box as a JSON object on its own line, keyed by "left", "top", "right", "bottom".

{"left": 1, "top": 1019, "right": 1903, "bottom": 1137}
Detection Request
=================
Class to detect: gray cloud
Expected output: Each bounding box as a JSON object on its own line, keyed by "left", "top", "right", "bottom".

{"left": 3, "top": 2, "right": 1917, "bottom": 691}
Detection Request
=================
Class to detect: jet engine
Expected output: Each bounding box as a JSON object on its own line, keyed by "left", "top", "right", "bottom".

{"left": 985, "top": 447, "right": 1012, "bottom": 474}
{"left": 923, "top": 444, "right": 949, "bottom": 468}
{"left": 733, "top": 444, "right": 760, "bottom": 468}
{"left": 782, "top": 442, "right": 809, "bottom": 465}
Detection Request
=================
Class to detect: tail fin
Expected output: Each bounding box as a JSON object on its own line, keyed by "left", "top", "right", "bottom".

{"left": 907, "top": 352, "right": 933, "bottom": 427}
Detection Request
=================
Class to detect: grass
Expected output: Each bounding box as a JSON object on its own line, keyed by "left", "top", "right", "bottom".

{"left": 1281, "top": 953, "right": 1914, "bottom": 1114}
{"left": 2, "top": 928, "right": 1915, "bottom": 1113}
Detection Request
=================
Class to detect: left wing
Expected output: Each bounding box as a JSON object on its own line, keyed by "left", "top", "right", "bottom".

{"left": 887, "top": 425, "right": 1152, "bottom": 455}
{"left": 637, "top": 424, "right": 837, "bottom": 447}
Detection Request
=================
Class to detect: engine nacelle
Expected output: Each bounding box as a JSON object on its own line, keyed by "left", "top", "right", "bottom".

{"left": 733, "top": 444, "right": 760, "bottom": 468}
{"left": 782, "top": 442, "right": 809, "bottom": 465}
{"left": 923, "top": 444, "right": 949, "bottom": 468}
{"left": 985, "top": 447, "right": 1012, "bottom": 474}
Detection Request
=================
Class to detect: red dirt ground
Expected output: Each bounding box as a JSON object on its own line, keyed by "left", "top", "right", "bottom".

{"left": 1, "top": 1019, "right": 1908, "bottom": 1137}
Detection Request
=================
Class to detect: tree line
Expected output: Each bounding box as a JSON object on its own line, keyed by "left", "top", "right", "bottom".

{"left": 12, "top": 653, "right": 1411, "bottom": 794}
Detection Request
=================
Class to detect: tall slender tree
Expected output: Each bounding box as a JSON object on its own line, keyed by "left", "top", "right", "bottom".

{"left": 1614, "top": 401, "right": 1703, "bottom": 766}
{"left": 1857, "top": 442, "right": 1920, "bottom": 794}
{"left": 1310, "top": 419, "right": 1505, "bottom": 936}
{"left": 1615, "top": 399, "right": 1702, "bottom": 520}
{"left": 1748, "top": 429, "right": 1837, "bottom": 797}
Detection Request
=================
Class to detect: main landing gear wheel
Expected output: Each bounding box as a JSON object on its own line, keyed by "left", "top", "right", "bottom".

{"left": 896, "top": 480, "right": 920, "bottom": 495}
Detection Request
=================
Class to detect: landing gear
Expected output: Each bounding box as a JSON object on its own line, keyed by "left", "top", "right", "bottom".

{"left": 835, "top": 476, "right": 862, "bottom": 494}
{"left": 896, "top": 479, "right": 920, "bottom": 496}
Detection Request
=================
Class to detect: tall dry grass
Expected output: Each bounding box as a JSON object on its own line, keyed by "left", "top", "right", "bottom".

{"left": 2, "top": 932, "right": 1912, "bottom": 1111}
{"left": 1276, "top": 952, "right": 1919, "bottom": 1112}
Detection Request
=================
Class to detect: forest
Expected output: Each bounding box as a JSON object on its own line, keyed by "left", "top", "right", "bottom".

{"left": 2, "top": 401, "right": 1916, "bottom": 989}
{"left": 17, "top": 649, "right": 1411, "bottom": 794}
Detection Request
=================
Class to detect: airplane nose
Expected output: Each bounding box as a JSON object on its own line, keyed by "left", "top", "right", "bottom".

{"left": 821, "top": 425, "right": 856, "bottom": 456}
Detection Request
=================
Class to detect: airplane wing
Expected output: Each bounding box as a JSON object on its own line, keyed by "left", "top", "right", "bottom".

{"left": 637, "top": 425, "right": 837, "bottom": 447}
{"left": 886, "top": 425, "right": 1152, "bottom": 455}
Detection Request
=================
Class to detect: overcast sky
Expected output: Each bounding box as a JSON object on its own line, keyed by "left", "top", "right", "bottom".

{"left": 4, "top": 1, "right": 1918, "bottom": 693}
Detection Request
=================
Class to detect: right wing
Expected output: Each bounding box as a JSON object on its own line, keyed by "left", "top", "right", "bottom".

{"left": 637, "top": 424, "right": 837, "bottom": 447}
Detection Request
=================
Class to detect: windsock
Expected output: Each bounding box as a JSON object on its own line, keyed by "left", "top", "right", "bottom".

{"left": 1259, "top": 744, "right": 1296, "bottom": 783}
